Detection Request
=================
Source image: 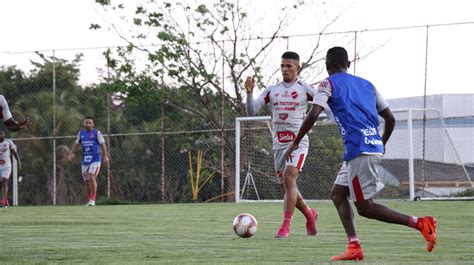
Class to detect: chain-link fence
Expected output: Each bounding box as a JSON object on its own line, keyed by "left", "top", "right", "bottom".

{"left": 236, "top": 117, "right": 342, "bottom": 201}
{"left": 1, "top": 22, "right": 473, "bottom": 205}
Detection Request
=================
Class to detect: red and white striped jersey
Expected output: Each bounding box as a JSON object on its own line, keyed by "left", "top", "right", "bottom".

{"left": 0, "top": 139, "right": 15, "bottom": 167}
{"left": 247, "top": 78, "right": 316, "bottom": 150}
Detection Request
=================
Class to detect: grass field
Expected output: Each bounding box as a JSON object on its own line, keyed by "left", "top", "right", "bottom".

{"left": 0, "top": 201, "right": 473, "bottom": 264}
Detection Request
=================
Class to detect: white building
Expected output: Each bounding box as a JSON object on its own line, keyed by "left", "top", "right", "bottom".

{"left": 384, "top": 94, "right": 474, "bottom": 165}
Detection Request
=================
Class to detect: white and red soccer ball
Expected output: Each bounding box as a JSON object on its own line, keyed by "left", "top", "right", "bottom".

{"left": 233, "top": 213, "right": 258, "bottom": 238}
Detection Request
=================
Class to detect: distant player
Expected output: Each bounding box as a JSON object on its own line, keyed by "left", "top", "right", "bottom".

{"left": 285, "top": 46, "right": 437, "bottom": 260}
{"left": 68, "top": 117, "right": 109, "bottom": 206}
{"left": 245, "top": 51, "right": 325, "bottom": 238}
{"left": 0, "top": 130, "right": 21, "bottom": 207}
{"left": 0, "top": 95, "right": 29, "bottom": 131}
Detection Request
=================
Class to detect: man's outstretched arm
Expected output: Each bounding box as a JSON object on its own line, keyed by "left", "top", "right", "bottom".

{"left": 4, "top": 118, "right": 29, "bottom": 132}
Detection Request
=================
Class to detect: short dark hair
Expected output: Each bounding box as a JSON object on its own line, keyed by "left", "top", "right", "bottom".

{"left": 84, "top": 116, "right": 95, "bottom": 122}
{"left": 326, "top": 47, "right": 349, "bottom": 68}
{"left": 282, "top": 51, "right": 300, "bottom": 61}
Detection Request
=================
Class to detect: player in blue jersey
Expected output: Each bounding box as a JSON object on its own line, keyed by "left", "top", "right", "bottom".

{"left": 285, "top": 47, "right": 437, "bottom": 261}
{"left": 68, "top": 117, "right": 109, "bottom": 206}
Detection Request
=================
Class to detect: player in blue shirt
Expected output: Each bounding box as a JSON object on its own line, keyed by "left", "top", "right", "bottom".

{"left": 68, "top": 117, "right": 109, "bottom": 206}
{"left": 285, "top": 47, "right": 437, "bottom": 261}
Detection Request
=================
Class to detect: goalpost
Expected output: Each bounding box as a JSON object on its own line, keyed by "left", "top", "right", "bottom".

{"left": 235, "top": 116, "right": 272, "bottom": 203}
{"left": 386, "top": 109, "right": 473, "bottom": 201}
{"left": 235, "top": 115, "right": 338, "bottom": 203}
{"left": 236, "top": 110, "right": 473, "bottom": 202}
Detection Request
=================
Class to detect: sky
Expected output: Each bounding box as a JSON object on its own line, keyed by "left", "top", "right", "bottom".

{"left": 0, "top": 0, "right": 473, "bottom": 99}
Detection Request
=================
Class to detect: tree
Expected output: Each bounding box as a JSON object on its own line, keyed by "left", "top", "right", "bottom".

{"left": 92, "top": 0, "right": 347, "bottom": 201}
{"left": 93, "top": 0, "right": 344, "bottom": 122}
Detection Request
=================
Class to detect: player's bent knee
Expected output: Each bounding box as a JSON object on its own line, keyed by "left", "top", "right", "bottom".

{"left": 282, "top": 172, "right": 297, "bottom": 187}
{"left": 354, "top": 201, "right": 376, "bottom": 219}
{"left": 330, "top": 185, "right": 348, "bottom": 204}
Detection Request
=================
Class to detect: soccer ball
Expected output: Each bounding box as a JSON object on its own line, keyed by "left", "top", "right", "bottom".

{"left": 232, "top": 213, "right": 258, "bottom": 238}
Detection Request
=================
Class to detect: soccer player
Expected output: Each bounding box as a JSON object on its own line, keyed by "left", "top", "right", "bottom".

{"left": 0, "top": 95, "right": 29, "bottom": 131}
{"left": 68, "top": 117, "right": 109, "bottom": 206}
{"left": 285, "top": 46, "right": 437, "bottom": 260}
{"left": 244, "top": 51, "right": 322, "bottom": 238}
{"left": 0, "top": 130, "right": 21, "bottom": 207}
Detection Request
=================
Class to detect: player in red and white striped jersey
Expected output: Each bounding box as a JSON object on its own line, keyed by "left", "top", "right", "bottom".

{"left": 0, "top": 130, "right": 21, "bottom": 207}
{"left": 245, "top": 51, "right": 326, "bottom": 238}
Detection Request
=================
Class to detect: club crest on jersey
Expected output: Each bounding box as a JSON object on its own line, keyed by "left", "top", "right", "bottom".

{"left": 291, "top": 91, "right": 298, "bottom": 99}
{"left": 277, "top": 131, "right": 296, "bottom": 143}
{"left": 279, "top": 113, "right": 289, "bottom": 120}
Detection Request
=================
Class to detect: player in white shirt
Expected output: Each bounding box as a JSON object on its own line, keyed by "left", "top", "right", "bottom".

{"left": 0, "top": 95, "right": 29, "bottom": 131}
{"left": 245, "top": 51, "right": 321, "bottom": 238}
{"left": 0, "top": 130, "right": 21, "bottom": 207}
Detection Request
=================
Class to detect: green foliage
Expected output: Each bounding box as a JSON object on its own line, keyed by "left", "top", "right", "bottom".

{"left": 90, "top": 0, "right": 310, "bottom": 126}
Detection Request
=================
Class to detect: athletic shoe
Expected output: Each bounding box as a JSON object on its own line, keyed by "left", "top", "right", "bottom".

{"left": 331, "top": 243, "right": 364, "bottom": 261}
{"left": 86, "top": 200, "right": 96, "bottom": 206}
{"left": 306, "top": 208, "right": 318, "bottom": 236}
{"left": 419, "top": 216, "right": 437, "bottom": 252}
{"left": 275, "top": 227, "right": 290, "bottom": 238}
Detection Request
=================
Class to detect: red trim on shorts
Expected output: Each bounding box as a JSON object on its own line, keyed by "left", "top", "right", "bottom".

{"left": 93, "top": 166, "right": 100, "bottom": 177}
{"left": 352, "top": 175, "right": 364, "bottom": 202}
{"left": 296, "top": 154, "right": 305, "bottom": 170}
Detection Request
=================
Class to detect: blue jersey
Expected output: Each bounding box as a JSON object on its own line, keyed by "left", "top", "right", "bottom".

{"left": 77, "top": 129, "right": 102, "bottom": 165}
{"left": 323, "top": 73, "right": 384, "bottom": 161}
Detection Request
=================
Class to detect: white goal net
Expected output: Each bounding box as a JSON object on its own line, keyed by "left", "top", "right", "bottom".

{"left": 235, "top": 116, "right": 341, "bottom": 202}
{"left": 236, "top": 109, "right": 473, "bottom": 202}
{"left": 383, "top": 109, "right": 473, "bottom": 200}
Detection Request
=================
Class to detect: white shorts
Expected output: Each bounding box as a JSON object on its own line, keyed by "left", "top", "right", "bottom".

{"left": 273, "top": 145, "right": 308, "bottom": 182}
{"left": 334, "top": 154, "right": 385, "bottom": 202}
{"left": 0, "top": 166, "right": 11, "bottom": 179}
{"left": 81, "top": 162, "right": 101, "bottom": 181}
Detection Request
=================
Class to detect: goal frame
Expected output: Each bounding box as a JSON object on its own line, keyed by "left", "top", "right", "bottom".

{"left": 235, "top": 110, "right": 473, "bottom": 202}
{"left": 392, "top": 108, "right": 473, "bottom": 201}
{"left": 235, "top": 116, "right": 272, "bottom": 203}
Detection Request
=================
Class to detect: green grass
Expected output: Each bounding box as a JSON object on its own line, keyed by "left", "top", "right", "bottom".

{"left": 0, "top": 201, "right": 473, "bottom": 264}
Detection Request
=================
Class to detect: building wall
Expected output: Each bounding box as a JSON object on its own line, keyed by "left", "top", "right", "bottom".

{"left": 384, "top": 94, "right": 474, "bottom": 164}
